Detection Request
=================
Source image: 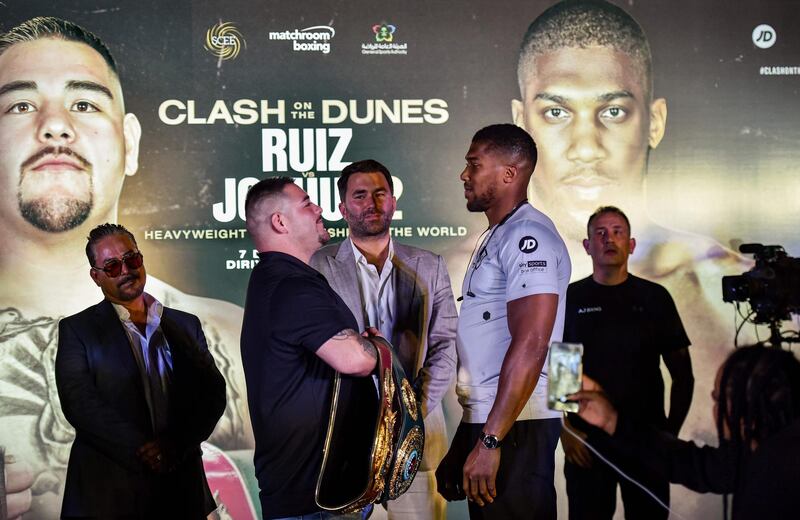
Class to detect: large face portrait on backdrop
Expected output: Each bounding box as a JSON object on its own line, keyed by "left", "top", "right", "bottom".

{"left": 0, "top": 1, "right": 797, "bottom": 519}
{"left": 0, "top": 16, "right": 252, "bottom": 519}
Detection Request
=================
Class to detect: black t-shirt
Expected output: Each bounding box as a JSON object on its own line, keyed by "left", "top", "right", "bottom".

{"left": 563, "top": 274, "right": 690, "bottom": 427}
{"left": 241, "top": 252, "right": 358, "bottom": 519}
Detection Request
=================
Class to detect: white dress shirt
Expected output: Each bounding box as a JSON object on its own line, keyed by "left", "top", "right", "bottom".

{"left": 112, "top": 293, "right": 173, "bottom": 434}
{"left": 351, "top": 239, "right": 397, "bottom": 336}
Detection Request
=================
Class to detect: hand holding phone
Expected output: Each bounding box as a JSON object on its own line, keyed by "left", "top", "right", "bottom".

{"left": 547, "top": 342, "right": 583, "bottom": 413}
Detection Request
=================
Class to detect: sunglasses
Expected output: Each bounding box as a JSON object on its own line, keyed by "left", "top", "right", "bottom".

{"left": 92, "top": 251, "right": 144, "bottom": 278}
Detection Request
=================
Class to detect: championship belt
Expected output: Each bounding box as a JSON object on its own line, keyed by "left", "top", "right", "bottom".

{"left": 315, "top": 336, "right": 424, "bottom": 513}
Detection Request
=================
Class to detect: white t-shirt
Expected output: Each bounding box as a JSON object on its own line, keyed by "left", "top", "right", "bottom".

{"left": 456, "top": 202, "right": 571, "bottom": 423}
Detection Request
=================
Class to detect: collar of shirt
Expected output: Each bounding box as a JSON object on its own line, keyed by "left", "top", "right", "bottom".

{"left": 111, "top": 292, "right": 164, "bottom": 341}
{"left": 350, "top": 238, "right": 395, "bottom": 279}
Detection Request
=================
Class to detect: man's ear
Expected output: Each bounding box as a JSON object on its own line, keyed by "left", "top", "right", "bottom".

{"left": 89, "top": 268, "right": 102, "bottom": 286}
{"left": 338, "top": 202, "right": 349, "bottom": 223}
{"left": 386, "top": 195, "right": 397, "bottom": 220}
{"left": 504, "top": 164, "right": 518, "bottom": 184}
{"left": 629, "top": 237, "right": 637, "bottom": 255}
{"left": 582, "top": 238, "right": 591, "bottom": 255}
{"left": 511, "top": 99, "right": 525, "bottom": 128}
{"left": 123, "top": 113, "right": 142, "bottom": 177}
{"left": 270, "top": 212, "right": 287, "bottom": 234}
{"left": 648, "top": 98, "right": 667, "bottom": 149}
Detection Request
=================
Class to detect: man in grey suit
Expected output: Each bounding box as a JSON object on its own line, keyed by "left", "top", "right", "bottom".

{"left": 311, "top": 160, "right": 458, "bottom": 520}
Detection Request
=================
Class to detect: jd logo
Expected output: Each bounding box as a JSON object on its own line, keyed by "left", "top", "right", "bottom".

{"left": 519, "top": 236, "right": 538, "bottom": 253}
{"left": 752, "top": 24, "right": 776, "bottom": 49}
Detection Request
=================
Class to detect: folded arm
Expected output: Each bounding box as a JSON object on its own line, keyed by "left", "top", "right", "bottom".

{"left": 166, "top": 315, "right": 227, "bottom": 456}
{"left": 316, "top": 328, "right": 378, "bottom": 376}
{"left": 55, "top": 319, "right": 150, "bottom": 472}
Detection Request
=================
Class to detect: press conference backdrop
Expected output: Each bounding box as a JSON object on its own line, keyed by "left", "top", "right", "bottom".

{"left": 1, "top": 1, "right": 798, "bottom": 518}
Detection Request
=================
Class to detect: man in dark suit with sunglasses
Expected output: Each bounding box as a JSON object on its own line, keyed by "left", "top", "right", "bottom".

{"left": 54, "top": 223, "right": 226, "bottom": 519}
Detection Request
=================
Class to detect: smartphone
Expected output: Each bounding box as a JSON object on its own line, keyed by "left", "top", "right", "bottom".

{"left": 547, "top": 342, "right": 583, "bottom": 413}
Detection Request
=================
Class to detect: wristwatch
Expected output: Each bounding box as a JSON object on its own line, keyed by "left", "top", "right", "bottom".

{"left": 479, "top": 431, "right": 501, "bottom": 449}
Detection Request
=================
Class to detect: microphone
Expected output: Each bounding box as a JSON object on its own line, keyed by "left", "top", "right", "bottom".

{"left": 457, "top": 291, "right": 476, "bottom": 302}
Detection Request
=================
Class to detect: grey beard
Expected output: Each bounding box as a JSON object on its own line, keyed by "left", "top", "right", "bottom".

{"left": 20, "top": 197, "right": 92, "bottom": 232}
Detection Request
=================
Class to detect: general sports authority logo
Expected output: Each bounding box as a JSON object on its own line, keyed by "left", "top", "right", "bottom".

{"left": 373, "top": 23, "right": 396, "bottom": 42}
{"left": 204, "top": 21, "right": 246, "bottom": 60}
{"left": 362, "top": 22, "right": 408, "bottom": 55}
{"left": 519, "top": 236, "right": 538, "bottom": 253}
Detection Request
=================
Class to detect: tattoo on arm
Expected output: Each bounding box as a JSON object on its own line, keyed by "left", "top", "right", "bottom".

{"left": 360, "top": 336, "right": 378, "bottom": 360}
{"left": 332, "top": 328, "right": 355, "bottom": 340}
{"left": 332, "top": 329, "right": 377, "bottom": 360}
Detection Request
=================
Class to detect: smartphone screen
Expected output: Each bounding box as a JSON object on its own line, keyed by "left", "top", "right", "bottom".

{"left": 547, "top": 342, "right": 583, "bottom": 413}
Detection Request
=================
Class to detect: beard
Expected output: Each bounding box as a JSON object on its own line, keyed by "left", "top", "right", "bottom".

{"left": 348, "top": 210, "right": 392, "bottom": 238}
{"left": 114, "top": 272, "right": 146, "bottom": 302}
{"left": 20, "top": 196, "right": 92, "bottom": 232}
{"left": 466, "top": 182, "right": 496, "bottom": 213}
{"left": 18, "top": 145, "right": 94, "bottom": 232}
{"left": 317, "top": 220, "right": 331, "bottom": 245}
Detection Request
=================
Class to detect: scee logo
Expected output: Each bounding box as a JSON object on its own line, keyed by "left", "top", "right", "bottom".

{"left": 519, "top": 236, "right": 538, "bottom": 253}
{"left": 212, "top": 35, "right": 237, "bottom": 46}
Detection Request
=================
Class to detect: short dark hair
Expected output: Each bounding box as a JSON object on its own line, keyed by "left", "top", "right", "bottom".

{"left": 517, "top": 0, "right": 653, "bottom": 99}
{"left": 472, "top": 124, "right": 538, "bottom": 169}
{"left": 0, "top": 17, "right": 118, "bottom": 75}
{"left": 586, "top": 206, "right": 631, "bottom": 237}
{"left": 86, "top": 223, "right": 137, "bottom": 266}
{"left": 717, "top": 345, "right": 800, "bottom": 456}
{"left": 244, "top": 176, "right": 296, "bottom": 223}
{"left": 337, "top": 160, "right": 394, "bottom": 202}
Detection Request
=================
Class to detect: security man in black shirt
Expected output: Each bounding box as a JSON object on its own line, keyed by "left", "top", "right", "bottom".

{"left": 562, "top": 206, "right": 694, "bottom": 520}
{"left": 241, "top": 177, "right": 379, "bottom": 519}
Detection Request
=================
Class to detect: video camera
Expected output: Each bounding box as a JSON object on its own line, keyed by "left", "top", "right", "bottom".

{"left": 722, "top": 243, "right": 800, "bottom": 324}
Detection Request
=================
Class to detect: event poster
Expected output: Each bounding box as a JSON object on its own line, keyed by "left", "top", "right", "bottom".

{"left": 1, "top": 1, "right": 798, "bottom": 518}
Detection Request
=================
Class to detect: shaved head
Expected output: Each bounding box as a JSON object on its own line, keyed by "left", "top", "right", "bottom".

{"left": 472, "top": 123, "right": 538, "bottom": 182}
{"left": 244, "top": 177, "right": 295, "bottom": 235}
{"left": 517, "top": 0, "right": 653, "bottom": 100}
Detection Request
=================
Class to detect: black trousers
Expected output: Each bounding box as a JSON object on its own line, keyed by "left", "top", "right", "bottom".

{"left": 564, "top": 453, "right": 669, "bottom": 520}
{"left": 438, "top": 419, "right": 560, "bottom": 520}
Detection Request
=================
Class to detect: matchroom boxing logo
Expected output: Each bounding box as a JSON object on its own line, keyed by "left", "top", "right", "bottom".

{"left": 204, "top": 21, "right": 246, "bottom": 60}
{"left": 268, "top": 25, "right": 335, "bottom": 54}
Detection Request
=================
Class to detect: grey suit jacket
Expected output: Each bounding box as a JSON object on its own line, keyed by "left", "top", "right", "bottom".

{"left": 310, "top": 238, "right": 457, "bottom": 418}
